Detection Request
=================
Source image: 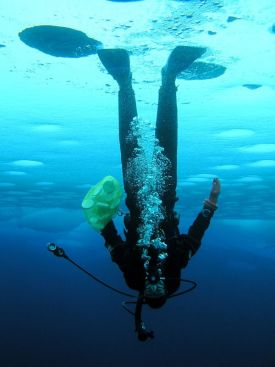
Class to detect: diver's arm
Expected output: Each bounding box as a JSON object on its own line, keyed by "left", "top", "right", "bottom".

{"left": 101, "top": 220, "right": 124, "bottom": 250}
{"left": 101, "top": 220, "right": 132, "bottom": 272}
{"left": 183, "top": 178, "right": 221, "bottom": 256}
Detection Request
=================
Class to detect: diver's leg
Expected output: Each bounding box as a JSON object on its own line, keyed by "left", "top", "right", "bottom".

{"left": 97, "top": 49, "right": 139, "bottom": 220}
{"left": 155, "top": 46, "right": 206, "bottom": 237}
{"left": 156, "top": 83, "right": 177, "bottom": 203}
{"left": 118, "top": 79, "right": 141, "bottom": 231}
{"left": 155, "top": 78, "right": 178, "bottom": 237}
{"left": 118, "top": 80, "right": 138, "bottom": 184}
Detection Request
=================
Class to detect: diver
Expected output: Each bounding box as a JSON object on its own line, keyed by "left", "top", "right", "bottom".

{"left": 97, "top": 47, "right": 221, "bottom": 330}
{"left": 48, "top": 46, "right": 221, "bottom": 341}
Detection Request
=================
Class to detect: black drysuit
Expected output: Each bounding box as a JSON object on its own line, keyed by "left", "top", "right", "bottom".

{"left": 101, "top": 81, "right": 216, "bottom": 295}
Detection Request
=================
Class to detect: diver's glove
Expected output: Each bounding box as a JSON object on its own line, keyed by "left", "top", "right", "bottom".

{"left": 207, "top": 177, "right": 221, "bottom": 207}
{"left": 202, "top": 178, "right": 221, "bottom": 217}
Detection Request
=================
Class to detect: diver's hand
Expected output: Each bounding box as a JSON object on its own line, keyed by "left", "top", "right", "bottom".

{"left": 209, "top": 178, "right": 221, "bottom": 204}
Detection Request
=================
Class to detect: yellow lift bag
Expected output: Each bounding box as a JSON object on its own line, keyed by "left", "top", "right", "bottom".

{"left": 82, "top": 176, "right": 122, "bottom": 232}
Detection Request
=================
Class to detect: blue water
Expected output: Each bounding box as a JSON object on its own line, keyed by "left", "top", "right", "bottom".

{"left": 1, "top": 0, "right": 275, "bottom": 366}
{"left": 1, "top": 221, "right": 275, "bottom": 366}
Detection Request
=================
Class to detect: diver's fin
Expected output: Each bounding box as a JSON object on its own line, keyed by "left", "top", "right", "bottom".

{"left": 97, "top": 48, "right": 131, "bottom": 85}
{"left": 162, "top": 46, "right": 207, "bottom": 83}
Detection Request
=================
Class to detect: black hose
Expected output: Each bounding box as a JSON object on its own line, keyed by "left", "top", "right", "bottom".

{"left": 48, "top": 243, "right": 136, "bottom": 298}
{"left": 66, "top": 256, "right": 137, "bottom": 298}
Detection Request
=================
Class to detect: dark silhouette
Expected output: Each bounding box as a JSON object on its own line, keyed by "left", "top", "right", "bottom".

{"left": 97, "top": 46, "right": 221, "bottom": 310}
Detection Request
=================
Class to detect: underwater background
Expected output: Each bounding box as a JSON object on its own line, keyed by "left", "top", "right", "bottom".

{"left": 1, "top": 0, "right": 275, "bottom": 366}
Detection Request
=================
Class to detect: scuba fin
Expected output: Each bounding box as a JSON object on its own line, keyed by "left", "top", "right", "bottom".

{"left": 162, "top": 45, "right": 207, "bottom": 83}
{"left": 97, "top": 48, "right": 131, "bottom": 84}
